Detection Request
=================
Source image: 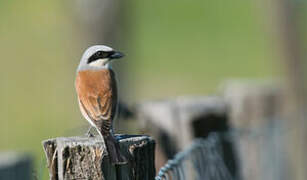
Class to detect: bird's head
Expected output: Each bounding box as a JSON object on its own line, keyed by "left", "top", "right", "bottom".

{"left": 78, "top": 45, "right": 124, "bottom": 71}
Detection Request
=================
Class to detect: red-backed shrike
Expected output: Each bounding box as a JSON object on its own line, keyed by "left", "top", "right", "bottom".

{"left": 75, "top": 45, "right": 127, "bottom": 165}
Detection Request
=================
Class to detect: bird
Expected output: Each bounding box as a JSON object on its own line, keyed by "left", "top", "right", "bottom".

{"left": 75, "top": 45, "right": 127, "bottom": 165}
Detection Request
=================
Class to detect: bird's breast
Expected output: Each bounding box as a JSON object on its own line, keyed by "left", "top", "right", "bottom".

{"left": 75, "top": 69, "right": 116, "bottom": 96}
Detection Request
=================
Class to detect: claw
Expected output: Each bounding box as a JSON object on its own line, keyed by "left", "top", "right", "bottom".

{"left": 85, "top": 126, "right": 95, "bottom": 137}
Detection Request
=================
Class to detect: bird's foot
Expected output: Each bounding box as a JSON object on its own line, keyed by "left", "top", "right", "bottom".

{"left": 85, "top": 127, "right": 95, "bottom": 138}
{"left": 86, "top": 132, "right": 95, "bottom": 138}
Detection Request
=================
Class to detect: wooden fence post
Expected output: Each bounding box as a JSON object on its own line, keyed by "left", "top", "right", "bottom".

{"left": 263, "top": 0, "right": 307, "bottom": 179}
{"left": 223, "top": 81, "right": 286, "bottom": 180}
{"left": 0, "top": 152, "right": 33, "bottom": 180}
{"left": 135, "top": 96, "right": 238, "bottom": 177}
{"left": 42, "top": 135, "right": 155, "bottom": 180}
{"left": 136, "top": 96, "right": 227, "bottom": 152}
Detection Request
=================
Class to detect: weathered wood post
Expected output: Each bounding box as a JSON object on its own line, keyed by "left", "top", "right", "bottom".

{"left": 263, "top": 0, "right": 307, "bottom": 179}
{"left": 223, "top": 81, "right": 286, "bottom": 180}
{"left": 136, "top": 97, "right": 227, "bottom": 152}
{"left": 0, "top": 152, "right": 33, "bottom": 180}
{"left": 42, "top": 135, "right": 155, "bottom": 180}
{"left": 136, "top": 96, "right": 238, "bottom": 177}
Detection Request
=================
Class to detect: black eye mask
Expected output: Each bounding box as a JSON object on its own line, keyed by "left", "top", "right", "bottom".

{"left": 87, "top": 51, "right": 114, "bottom": 64}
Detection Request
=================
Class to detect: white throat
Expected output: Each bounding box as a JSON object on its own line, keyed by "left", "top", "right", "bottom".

{"left": 89, "top": 59, "right": 110, "bottom": 68}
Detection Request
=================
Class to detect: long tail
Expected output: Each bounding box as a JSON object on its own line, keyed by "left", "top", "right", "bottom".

{"left": 104, "top": 135, "right": 128, "bottom": 165}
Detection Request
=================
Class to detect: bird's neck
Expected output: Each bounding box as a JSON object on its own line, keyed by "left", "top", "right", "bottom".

{"left": 77, "top": 64, "right": 112, "bottom": 72}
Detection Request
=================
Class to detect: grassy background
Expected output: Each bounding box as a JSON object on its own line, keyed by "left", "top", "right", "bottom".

{"left": 125, "top": 0, "right": 279, "bottom": 100}
{"left": 0, "top": 0, "right": 279, "bottom": 179}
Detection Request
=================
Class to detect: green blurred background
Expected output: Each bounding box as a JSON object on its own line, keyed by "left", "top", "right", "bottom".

{"left": 0, "top": 0, "right": 279, "bottom": 179}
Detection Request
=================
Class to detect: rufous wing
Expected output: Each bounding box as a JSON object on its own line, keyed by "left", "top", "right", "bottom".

{"left": 76, "top": 69, "right": 117, "bottom": 134}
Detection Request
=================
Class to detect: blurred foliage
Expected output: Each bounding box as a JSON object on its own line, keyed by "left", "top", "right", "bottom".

{"left": 125, "top": 0, "right": 279, "bottom": 100}
{"left": 0, "top": 0, "right": 84, "bottom": 178}
{"left": 0, "top": 0, "right": 279, "bottom": 179}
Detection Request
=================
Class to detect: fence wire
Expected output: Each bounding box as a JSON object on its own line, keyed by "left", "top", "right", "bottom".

{"left": 155, "top": 134, "right": 234, "bottom": 180}
{"left": 155, "top": 119, "right": 288, "bottom": 180}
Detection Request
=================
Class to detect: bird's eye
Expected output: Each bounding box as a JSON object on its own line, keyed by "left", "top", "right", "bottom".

{"left": 87, "top": 51, "right": 104, "bottom": 63}
{"left": 96, "top": 51, "right": 103, "bottom": 57}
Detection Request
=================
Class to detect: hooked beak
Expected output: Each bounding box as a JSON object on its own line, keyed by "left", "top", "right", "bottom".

{"left": 110, "top": 51, "right": 124, "bottom": 59}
